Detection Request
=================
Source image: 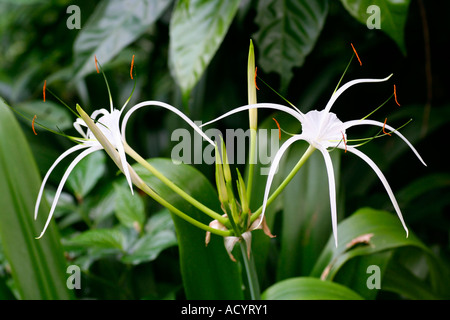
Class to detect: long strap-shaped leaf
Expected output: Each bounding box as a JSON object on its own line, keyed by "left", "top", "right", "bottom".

{"left": 0, "top": 98, "right": 72, "bottom": 299}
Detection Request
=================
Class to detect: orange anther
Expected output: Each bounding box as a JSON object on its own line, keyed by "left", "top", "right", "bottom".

{"left": 32, "top": 115, "right": 38, "bottom": 135}
{"left": 94, "top": 55, "right": 99, "bottom": 73}
{"left": 130, "top": 54, "right": 135, "bottom": 80}
{"left": 383, "top": 118, "right": 392, "bottom": 136}
{"left": 394, "top": 84, "right": 400, "bottom": 106}
{"left": 43, "top": 80, "right": 46, "bottom": 102}
{"left": 254, "top": 67, "right": 260, "bottom": 90}
{"left": 351, "top": 43, "right": 362, "bottom": 66}
{"left": 272, "top": 117, "right": 281, "bottom": 140}
{"left": 341, "top": 131, "right": 347, "bottom": 153}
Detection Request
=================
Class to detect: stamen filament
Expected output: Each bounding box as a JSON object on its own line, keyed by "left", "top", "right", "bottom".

{"left": 361, "top": 93, "right": 394, "bottom": 120}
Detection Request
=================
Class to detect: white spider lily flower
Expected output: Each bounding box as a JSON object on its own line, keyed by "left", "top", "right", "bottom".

{"left": 35, "top": 99, "right": 212, "bottom": 239}
{"left": 34, "top": 102, "right": 133, "bottom": 239}
{"left": 202, "top": 75, "right": 426, "bottom": 247}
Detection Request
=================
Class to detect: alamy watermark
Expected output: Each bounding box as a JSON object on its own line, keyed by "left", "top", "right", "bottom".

{"left": 66, "top": 265, "right": 81, "bottom": 290}
{"left": 367, "top": 5, "right": 381, "bottom": 30}
{"left": 66, "top": 5, "right": 81, "bottom": 30}
{"left": 170, "top": 122, "right": 281, "bottom": 175}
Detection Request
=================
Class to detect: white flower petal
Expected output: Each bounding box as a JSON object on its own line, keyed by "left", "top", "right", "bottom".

{"left": 34, "top": 144, "right": 89, "bottom": 220}
{"left": 317, "top": 146, "right": 339, "bottom": 247}
{"left": 259, "top": 134, "right": 306, "bottom": 228}
{"left": 346, "top": 146, "right": 409, "bottom": 237}
{"left": 121, "top": 101, "right": 215, "bottom": 146}
{"left": 200, "top": 103, "right": 305, "bottom": 128}
{"left": 324, "top": 75, "right": 393, "bottom": 114}
{"left": 343, "top": 119, "right": 426, "bottom": 166}
{"left": 113, "top": 128, "right": 133, "bottom": 194}
{"left": 36, "top": 146, "right": 102, "bottom": 239}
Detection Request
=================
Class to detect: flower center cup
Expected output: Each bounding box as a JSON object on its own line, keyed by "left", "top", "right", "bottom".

{"left": 301, "top": 110, "right": 346, "bottom": 149}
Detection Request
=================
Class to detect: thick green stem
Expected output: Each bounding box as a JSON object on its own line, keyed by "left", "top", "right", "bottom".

{"left": 136, "top": 177, "right": 231, "bottom": 237}
{"left": 239, "top": 241, "right": 260, "bottom": 300}
{"left": 124, "top": 142, "right": 228, "bottom": 225}
{"left": 251, "top": 145, "right": 316, "bottom": 223}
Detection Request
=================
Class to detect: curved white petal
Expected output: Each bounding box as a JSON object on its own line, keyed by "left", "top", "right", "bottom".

{"left": 121, "top": 101, "right": 215, "bottom": 146}
{"left": 200, "top": 103, "right": 305, "bottom": 128}
{"left": 34, "top": 144, "right": 89, "bottom": 220}
{"left": 259, "top": 134, "right": 306, "bottom": 228}
{"left": 112, "top": 128, "right": 133, "bottom": 194}
{"left": 36, "top": 146, "right": 102, "bottom": 239}
{"left": 324, "top": 75, "right": 393, "bottom": 114}
{"left": 343, "top": 119, "right": 426, "bottom": 166}
{"left": 317, "top": 146, "right": 339, "bottom": 247}
{"left": 346, "top": 146, "right": 409, "bottom": 237}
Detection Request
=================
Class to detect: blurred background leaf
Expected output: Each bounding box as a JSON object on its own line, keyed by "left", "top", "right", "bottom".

{"left": 254, "top": 0, "right": 329, "bottom": 91}
{"left": 73, "top": 0, "right": 172, "bottom": 81}
{"left": 169, "top": 0, "right": 241, "bottom": 103}
{"left": 339, "top": 0, "right": 411, "bottom": 54}
{"left": 0, "top": 98, "right": 72, "bottom": 299}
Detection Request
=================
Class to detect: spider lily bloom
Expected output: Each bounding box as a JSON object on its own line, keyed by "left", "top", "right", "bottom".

{"left": 34, "top": 102, "right": 134, "bottom": 239}
{"left": 201, "top": 75, "right": 427, "bottom": 246}
{"left": 35, "top": 99, "right": 214, "bottom": 239}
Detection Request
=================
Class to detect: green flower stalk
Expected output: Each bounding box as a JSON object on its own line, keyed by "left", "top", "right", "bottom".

{"left": 246, "top": 39, "right": 258, "bottom": 203}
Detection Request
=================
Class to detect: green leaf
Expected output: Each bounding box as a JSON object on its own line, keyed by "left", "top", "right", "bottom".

{"left": 169, "top": 0, "right": 241, "bottom": 101}
{"left": 339, "top": 0, "right": 411, "bottom": 54}
{"left": 0, "top": 98, "right": 72, "bottom": 299}
{"left": 253, "top": 0, "right": 329, "bottom": 91}
{"left": 66, "top": 151, "right": 106, "bottom": 200}
{"left": 14, "top": 100, "right": 73, "bottom": 132}
{"left": 310, "top": 208, "right": 449, "bottom": 299}
{"left": 114, "top": 182, "right": 145, "bottom": 230}
{"left": 122, "top": 210, "right": 178, "bottom": 265}
{"left": 65, "top": 228, "right": 125, "bottom": 251}
{"left": 73, "top": 0, "right": 172, "bottom": 80}
{"left": 133, "top": 158, "right": 244, "bottom": 299}
{"left": 262, "top": 277, "right": 363, "bottom": 300}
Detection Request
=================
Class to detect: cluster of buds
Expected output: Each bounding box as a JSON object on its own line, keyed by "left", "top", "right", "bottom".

{"left": 206, "top": 140, "right": 274, "bottom": 261}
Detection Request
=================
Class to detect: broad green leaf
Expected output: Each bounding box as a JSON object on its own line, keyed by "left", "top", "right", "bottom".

{"left": 169, "top": 0, "right": 241, "bottom": 101}
{"left": 262, "top": 277, "right": 363, "bottom": 300}
{"left": 253, "top": 0, "right": 328, "bottom": 91}
{"left": 133, "top": 158, "right": 244, "bottom": 299}
{"left": 65, "top": 228, "right": 125, "bottom": 250}
{"left": 382, "top": 257, "right": 439, "bottom": 299}
{"left": 339, "top": 0, "right": 411, "bottom": 54}
{"left": 66, "top": 151, "right": 106, "bottom": 200}
{"left": 73, "top": 0, "right": 172, "bottom": 80}
{"left": 114, "top": 182, "right": 145, "bottom": 230}
{"left": 310, "top": 208, "right": 449, "bottom": 299}
{"left": 122, "top": 209, "right": 177, "bottom": 265}
{"left": 0, "top": 98, "right": 72, "bottom": 299}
